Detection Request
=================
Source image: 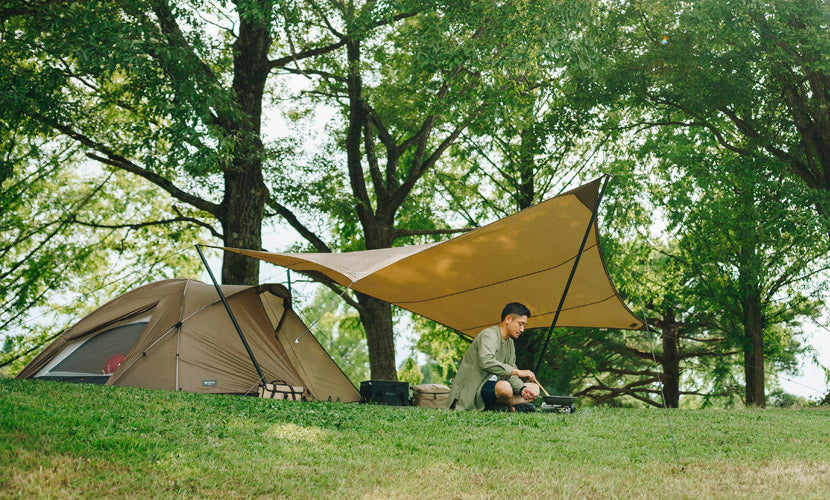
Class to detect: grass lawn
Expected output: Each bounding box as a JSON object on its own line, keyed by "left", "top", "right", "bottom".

{"left": 1, "top": 378, "right": 829, "bottom": 499}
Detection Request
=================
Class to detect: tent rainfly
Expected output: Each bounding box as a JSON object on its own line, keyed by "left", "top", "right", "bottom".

{"left": 17, "top": 279, "right": 360, "bottom": 402}
{"left": 219, "top": 178, "right": 644, "bottom": 338}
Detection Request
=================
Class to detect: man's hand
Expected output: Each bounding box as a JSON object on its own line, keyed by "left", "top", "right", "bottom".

{"left": 513, "top": 369, "right": 535, "bottom": 380}
{"left": 521, "top": 383, "right": 540, "bottom": 401}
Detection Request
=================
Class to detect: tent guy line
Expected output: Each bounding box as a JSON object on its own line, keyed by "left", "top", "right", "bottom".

{"left": 639, "top": 294, "right": 684, "bottom": 470}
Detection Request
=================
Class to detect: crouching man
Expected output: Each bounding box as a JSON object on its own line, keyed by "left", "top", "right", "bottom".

{"left": 447, "top": 302, "right": 540, "bottom": 412}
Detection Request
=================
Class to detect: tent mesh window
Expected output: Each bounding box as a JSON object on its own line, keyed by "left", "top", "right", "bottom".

{"left": 43, "top": 322, "right": 148, "bottom": 380}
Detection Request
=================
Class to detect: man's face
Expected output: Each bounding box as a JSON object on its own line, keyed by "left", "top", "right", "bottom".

{"left": 505, "top": 314, "right": 528, "bottom": 339}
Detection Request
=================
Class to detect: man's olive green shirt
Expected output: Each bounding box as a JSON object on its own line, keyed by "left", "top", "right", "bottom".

{"left": 447, "top": 325, "right": 524, "bottom": 411}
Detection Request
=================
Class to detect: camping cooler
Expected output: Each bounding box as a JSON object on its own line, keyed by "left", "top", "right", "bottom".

{"left": 411, "top": 383, "right": 450, "bottom": 408}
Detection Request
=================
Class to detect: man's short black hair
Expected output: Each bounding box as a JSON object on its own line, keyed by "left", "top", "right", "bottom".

{"left": 501, "top": 302, "right": 531, "bottom": 322}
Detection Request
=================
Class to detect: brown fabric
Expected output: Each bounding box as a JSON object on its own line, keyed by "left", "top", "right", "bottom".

{"left": 273, "top": 309, "right": 360, "bottom": 403}
{"left": 412, "top": 383, "right": 451, "bottom": 408}
{"left": 17, "top": 279, "right": 361, "bottom": 402}
{"left": 220, "top": 179, "right": 643, "bottom": 337}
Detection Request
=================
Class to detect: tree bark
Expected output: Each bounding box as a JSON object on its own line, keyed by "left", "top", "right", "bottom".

{"left": 219, "top": 8, "right": 272, "bottom": 285}
{"left": 660, "top": 308, "right": 681, "bottom": 408}
{"left": 737, "top": 214, "right": 766, "bottom": 407}
{"left": 516, "top": 128, "right": 537, "bottom": 210}
{"left": 356, "top": 291, "right": 398, "bottom": 380}
{"left": 356, "top": 211, "right": 398, "bottom": 379}
{"left": 742, "top": 293, "right": 766, "bottom": 407}
{"left": 343, "top": 37, "right": 399, "bottom": 380}
{"left": 221, "top": 165, "right": 268, "bottom": 285}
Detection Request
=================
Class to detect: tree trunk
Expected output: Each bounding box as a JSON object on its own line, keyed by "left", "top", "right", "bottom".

{"left": 221, "top": 165, "right": 268, "bottom": 285}
{"left": 356, "top": 292, "right": 398, "bottom": 380}
{"left": 516, "top": 128, "right": 536, "bottom": 210}
{"left": 743, "top": 293, "right": 765, "bottom": 407}
{"left": 358, "top": 215, "right": 398, "bottom": 380}
{"left": 737, "top": 220, "right": 766, "bottom": 408}
{"left": 660, "top": 308, "right": 681, "bottom": 408}
{"left": 219, "top": 10, "right": 272, "bottom": 285}
{"left": 342, "top": 35, "right": 401, "bottom": 380}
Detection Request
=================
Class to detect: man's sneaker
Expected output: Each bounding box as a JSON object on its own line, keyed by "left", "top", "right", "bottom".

{"left": 514, "top": 402, "right": 536, "bottom": 413}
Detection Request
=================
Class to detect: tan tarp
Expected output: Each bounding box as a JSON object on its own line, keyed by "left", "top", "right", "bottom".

{"left": 222, "top": 179, "right": 644, "bottom": 337}
{"left": 17, "top": 279, "right": 360, "bottom": 402}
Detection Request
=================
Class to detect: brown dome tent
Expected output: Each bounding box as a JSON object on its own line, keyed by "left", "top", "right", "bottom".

{"left": 16, "top": 279, "right": 360, "bottom": 402}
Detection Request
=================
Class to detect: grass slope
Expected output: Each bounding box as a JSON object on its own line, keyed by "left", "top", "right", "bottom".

{"left": 1, "top": 379, "right": 829, "bottom": 499}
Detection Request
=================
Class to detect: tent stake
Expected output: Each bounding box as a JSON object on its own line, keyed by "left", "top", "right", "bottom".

{"left": 534, "top": 175, "right": 611, "bottom": 375}
{"left": 195, "top": 245, "right": 268, "bottom": 386}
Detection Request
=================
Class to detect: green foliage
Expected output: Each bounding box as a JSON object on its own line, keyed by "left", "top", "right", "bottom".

{"left": 602, "top": 0, "right": 830, "bottom": 220}
{"left": 0, "top": 0, "right": 251, "bottom": 364}
{"left": 411, "top": 314, "right": 468, "bottom": 385}
{"left": 3, "top": 0, "right": 829, "bottom": 405}
{"left": 396, "top": 356, "right": 423, "bottom": 386}
{"left": 655, "top": 146, "right": 827, "bottom": 347}
{"left": 0, "top": 144, "right": 205, "bottom": 373}
{"left": 594, "top": 126, "right": 828, "bottom": 406}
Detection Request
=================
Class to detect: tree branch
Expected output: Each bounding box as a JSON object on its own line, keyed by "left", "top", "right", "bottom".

{"left": 269, "top": 40, "right": 349, "bottom": 70}
{"left": 362, "top": 101, "right": 398, "bottom": 154}
{"left": 266, "top": 198, "right": 331, "bottom": 253}
{"left": 151, "top": 1, "right": 220, "bottom": 89}
{"left": 641, "top": 85, "right": 752, "bottom": 156}
{"left": 31, "top": 114, "right": 218, "bottom": 216}
{"left": 678, "top": 349, "right": 739, "bottom": 360}
{"left": 363, "top": 115, "right": 386, "bottom": 203}
{"left": 277, "top": 65, "right": 349, "bottom": 83}
{"left": 141, "top": 0, "right": 225, "bottom": 129}
{"left": 85, "top": 152, "right": 220, "bottom": 216}
{"left": 1, "top": 172, "right": 112, "bottom": 282}
{"left": 72, "top": 212, "right": 222, "bottom": 239}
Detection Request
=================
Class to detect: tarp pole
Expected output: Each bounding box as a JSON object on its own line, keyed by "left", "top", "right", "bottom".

{"left": 195, "top": 244, "right": 267, "bottom": 386}
{"left": 534, "top": 175, "right": 611, "bottom": 374}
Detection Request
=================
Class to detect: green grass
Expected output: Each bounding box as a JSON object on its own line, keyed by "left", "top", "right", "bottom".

{"left": 2, "top": 379, "right": 829, "bottom": 499}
